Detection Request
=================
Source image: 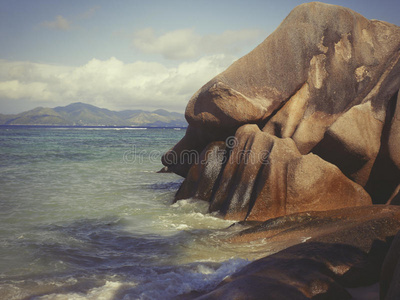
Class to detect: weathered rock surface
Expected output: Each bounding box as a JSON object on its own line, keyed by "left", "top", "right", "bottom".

{"left": 188, "top": 124, "right": 371, "bottom": 221}
{"left": 209, "top": 124, "right": 303, "bottom": 221}
{"left": 194, "top": 205, "right": 400, "bottom": 299}
{"left": 163, "top": 2, "right": 400, "bottom": 219}
{"left": 285, "top": 153, "right": 371, "bottom": 214}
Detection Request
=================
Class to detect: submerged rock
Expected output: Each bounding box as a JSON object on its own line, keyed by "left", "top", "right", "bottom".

{"left": 163, "top": 2, "right": 400, "bottom": 220}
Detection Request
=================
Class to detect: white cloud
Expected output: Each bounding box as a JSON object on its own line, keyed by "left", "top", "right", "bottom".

{"left": 133, "top": 28, "right": 265, "bottom": 60}
{"left": 0, "top": 55, "right": 237, "bottom": 113}
{"left": 133, "top": 28, "right": 199, "bottom": 60}
{"left": 0, "top": 80, "right": 50, "bottom": 100}
{"left": 41, "top": 15, "right": 71, "bottom": 31}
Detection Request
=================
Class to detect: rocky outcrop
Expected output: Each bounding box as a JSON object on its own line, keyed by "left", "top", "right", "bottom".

{"left": 208, "top": 125, "right": 304, "bottom": 220}
{"left": 195, "top": 205, "right": 400, "bottom": 299}
{"left": 182, "top": 124, "right": 371, "bottom": 221}
{"left": 162, "top": 2, "right": 400, "bottom": 220}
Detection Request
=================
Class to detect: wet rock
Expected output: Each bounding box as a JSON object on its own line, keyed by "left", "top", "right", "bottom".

{"left": 196, "top": 205, "right": 400, "bottom": 299}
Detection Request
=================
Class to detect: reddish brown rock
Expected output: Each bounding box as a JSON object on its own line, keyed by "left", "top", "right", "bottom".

{"left": 195, "top": 206, "right": 400, "bottom": 300}
{"left": 185, "top": 124, "right": 371, "bottom": 221}
{"left": 285, "top": 153, "right": 371, "bottom": 215}
{"left": 163, "top": 2, "right": 400, "bottom": 177}
{"left": 208, "top": 124, "right": 302, "bottom": 220}
{"left": 163, "top": 2, "right": 400, "bottom": 219}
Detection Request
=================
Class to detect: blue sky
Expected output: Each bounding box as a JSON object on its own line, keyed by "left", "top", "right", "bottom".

{"left": 0, "top": 0, "right": 399, "bottom": 114}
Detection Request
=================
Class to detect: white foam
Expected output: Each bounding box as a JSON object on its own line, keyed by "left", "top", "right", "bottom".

{"left": 35, "top": 280, "right": 137, "bottom": 300}
{"left": 158, "top": 199, "right": 234, "bottom": 232}
{"left": 171, "top": 198, "right": 210, "bottom": 213}
{"left": 126, "top": 259, "right": 250, "bottom": 299}
{"left": 24, "top": 259, "right": 249, "bottom": 300}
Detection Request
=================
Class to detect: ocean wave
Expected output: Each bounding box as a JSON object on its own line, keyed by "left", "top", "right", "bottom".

{"left": 35, "top": 280, "right": 137, "bottom": 300}
{"left": 2, "top": 259, "right": 249, "bottom": 300}
{"left": 128, "top": 259, "right": 250, "bottom": 299}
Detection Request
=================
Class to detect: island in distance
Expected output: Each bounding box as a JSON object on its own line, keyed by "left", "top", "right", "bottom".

{"left": 0, "top": 102, "right": 187, "bottom": 127}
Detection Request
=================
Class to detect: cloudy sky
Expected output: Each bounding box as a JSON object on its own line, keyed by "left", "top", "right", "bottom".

{"left": 0, "top": 0, "right": 398, "bottom": 114}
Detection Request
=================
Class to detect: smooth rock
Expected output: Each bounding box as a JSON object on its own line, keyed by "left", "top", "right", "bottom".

{"left": 285, "top": 153, "right": 371, "bottom": 215}
{"left": 192, "top": 124, "right": 372, "bottom": 221}
{"left": 196, "top": 205, "right": 400, "bottom": 299}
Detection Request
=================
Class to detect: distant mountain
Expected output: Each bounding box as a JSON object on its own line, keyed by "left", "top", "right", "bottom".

{"left": 0, "top": 102, "right": 187, "bottom": 127}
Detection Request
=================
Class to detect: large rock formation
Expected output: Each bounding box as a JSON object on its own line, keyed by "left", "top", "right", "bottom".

{"left": 162, "top": 2, "right": 400, "bottom": 220}
{"left": 178, "top": 124, "right": 371, "bottom": 221}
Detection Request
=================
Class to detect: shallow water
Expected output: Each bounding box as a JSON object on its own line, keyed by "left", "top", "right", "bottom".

{"left": 0, "top": 127, "right": 273, "bottom": 300}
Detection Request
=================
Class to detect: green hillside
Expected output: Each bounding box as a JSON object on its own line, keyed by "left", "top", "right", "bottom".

{"left": 0, "top": 103, "right": 187, "bottom": 127}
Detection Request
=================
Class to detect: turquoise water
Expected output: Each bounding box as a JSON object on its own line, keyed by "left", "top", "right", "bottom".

{"left": 0, "top": 127, "right": 270, "bottom": 300}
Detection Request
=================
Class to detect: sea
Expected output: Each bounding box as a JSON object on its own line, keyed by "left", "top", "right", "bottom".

{"left": 0, "top": 126, "right": 274, "bottom": 300}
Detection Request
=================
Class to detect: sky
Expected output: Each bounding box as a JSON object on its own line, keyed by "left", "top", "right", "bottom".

{"left": 0, "top": 0, "right": 399, "bottom": 114}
